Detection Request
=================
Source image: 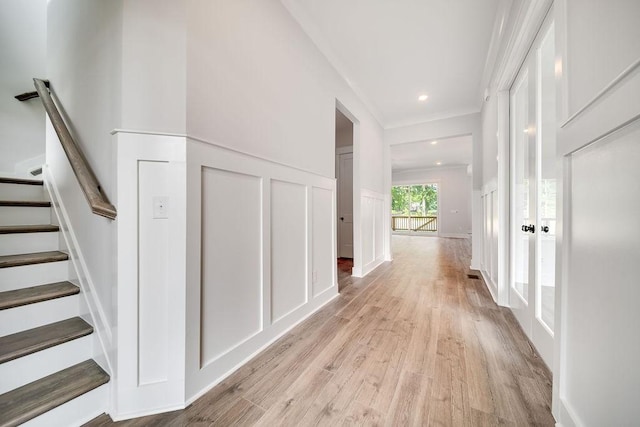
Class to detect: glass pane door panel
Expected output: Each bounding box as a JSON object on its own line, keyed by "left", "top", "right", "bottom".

{"left": 537, "top": 25, "right": 556, "bottom": 332}
{"left": 512, "top": 72, "right": 530, "bottom": 303}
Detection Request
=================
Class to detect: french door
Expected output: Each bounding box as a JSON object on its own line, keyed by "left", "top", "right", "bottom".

{"left": 510, "top": 17, "right": 556, "bottom": 369}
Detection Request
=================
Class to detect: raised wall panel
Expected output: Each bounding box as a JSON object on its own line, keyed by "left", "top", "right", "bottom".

{"left": 200, "top": 167, "right": 263, "bottom": 367}
{"left": 138, "top": 161, "right": 169, "bottom": 385}
{"left": 566, "top": 123, "right": 640, "bottom": 425}
{"left": 312, "top": 187, "right": 333, "bottom": 297}
{"left": 491, "top": 190, "right": 499, "bottom": 284}
{"left": 270, "top": 180, "right": 307, "bottom": 322}
{"left": 374, "top": 198, "right": 384, "bottom": 261}
{"left": 362, "top": 197, "right": 374, "bottom": 266}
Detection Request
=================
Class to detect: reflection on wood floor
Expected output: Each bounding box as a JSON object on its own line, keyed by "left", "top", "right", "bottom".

{"left": 86, "top": 236, "right": 554, "bottom": 426}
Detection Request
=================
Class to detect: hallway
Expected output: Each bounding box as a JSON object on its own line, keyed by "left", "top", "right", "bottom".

{"left": 88, "top": 236, "right": 554, "bottom": 426}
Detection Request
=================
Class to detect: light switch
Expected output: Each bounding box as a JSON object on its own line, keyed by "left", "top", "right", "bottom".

{"left": 153, "top": 196, "right": 169, "bottom": 219}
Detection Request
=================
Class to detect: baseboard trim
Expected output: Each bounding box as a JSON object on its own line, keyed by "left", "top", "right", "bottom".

{"left": 185, "top": 290, "right": 340, "bottom": 406}
{"left": 480, "top": 269, "right": 500, "bottom": 305}
{"left": 355, "top": 256, "right": 384, "bottom": 278}
{"left": 556, "top": 397, "right": 581, "bottom": 427}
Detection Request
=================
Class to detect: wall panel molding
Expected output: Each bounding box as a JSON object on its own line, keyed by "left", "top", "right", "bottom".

{"left": 114, "top": 132, "right": 187, "bottom": 420}
{"left": 185, "top": 138, "right": 338, "bottom": 402}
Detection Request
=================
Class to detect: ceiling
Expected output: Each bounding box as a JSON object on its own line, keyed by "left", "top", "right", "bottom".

{"left": 390, "top": 135, "right": 472, "bottom": 171}
{"left": 283, "top": 0, "right": 503, "bottom": 129}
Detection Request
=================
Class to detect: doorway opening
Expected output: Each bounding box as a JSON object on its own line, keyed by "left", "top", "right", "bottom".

{"left": 335, "top": 108, "right": 354, "bottom": 280}
{"left": 391, "top": 184, "right": 439, "bottom": 235}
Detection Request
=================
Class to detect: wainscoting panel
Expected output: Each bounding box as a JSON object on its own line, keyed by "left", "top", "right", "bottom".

{"left": 374, "top": 197, "right": 384, "bottom": 262}
{"left": 481, "top": 182, "right": 499, "bottom": 301}
{"left": 137, "top": 161, "right": 170, "bottom": 386}
{"left": 270, "top": 180, "right": 307, "bottom": 323}
{"left": 359, "top": 189, "right": 385, "bottom": 276}
{"left": 200, "top": 167, "right": 263, "bottom": 367}
{"left": 563, "top": 120, "right": 640, "bottom": 425}
{"left": 186, "top": 138, "right": 338, "bottom": 402}
{"left": 115, "top": 132, "right": 187, "bottom": 419}
{"left": 311, "top": 187, "right": 335, "bottom": 297}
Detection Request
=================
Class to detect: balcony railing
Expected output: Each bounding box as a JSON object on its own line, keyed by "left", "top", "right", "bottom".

{"left": 392, "top": 216, "right": 437, "bottom": 232}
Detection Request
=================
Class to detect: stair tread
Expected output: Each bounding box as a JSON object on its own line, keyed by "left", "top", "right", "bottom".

{"left": 0, "top": 177, "right": 43, "bottom": 186}
{"left": 0, "top": 251, "right": 68, "bottom": 269}
{"left": 0, "top": 282, "right": 79, "bottom": 310}
{"left": 0, "top": 317, "right": 93, "bottom": 364}
{"left": 0, "top": 359, "right": 109, "bottom": 427}
{"left": 0, "top": 225, "right": 59, "bottom": 234}
{"left": 0, "top": 201, "right": 51, "bottom": 207}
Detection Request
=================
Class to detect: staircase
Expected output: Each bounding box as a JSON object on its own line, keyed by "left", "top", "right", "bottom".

{"left": 0, "top": 177, "right": 109, "bottom": 427}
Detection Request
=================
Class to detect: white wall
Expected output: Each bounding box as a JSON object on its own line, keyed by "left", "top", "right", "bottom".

{"left": 0, "top": 0, "right": 46, "bottom": 177}
{"left": 186, "top": 0, "right": 385, "bottom": 279}
{"left": 46, "top": 0, "right": 123, "bottom": 355}
{"left": 120, "top": 0, "right": 186, "bottom": 134}
{"left": 392, "top": 166, "right": 472, "bottom": 236}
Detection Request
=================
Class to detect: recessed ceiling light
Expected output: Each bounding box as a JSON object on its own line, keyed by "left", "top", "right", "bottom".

{"left": 418, "top": 94, "right": 428, "bottom": 101}
{"left": 431, "top": 140, "right": 438, "bottom": 145}
{"left": 436, "top": 161, "right": 442, "bottom": 165}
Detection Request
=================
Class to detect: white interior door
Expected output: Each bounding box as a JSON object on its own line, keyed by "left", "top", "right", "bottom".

{"left": 510, "top": 19, "right": 555, "bottom": 369}
{"left": 337, "top": 152, "right": 353, "bottom": 258}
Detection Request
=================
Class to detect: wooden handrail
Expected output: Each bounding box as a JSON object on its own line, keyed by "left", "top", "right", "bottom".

{"left": 31, "top": 78, "right": 116, "bottom": 220}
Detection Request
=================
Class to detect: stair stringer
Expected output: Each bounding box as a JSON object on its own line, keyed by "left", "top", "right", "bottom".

{"left": 43, "top": 165, "right": 114, "bottom": 380}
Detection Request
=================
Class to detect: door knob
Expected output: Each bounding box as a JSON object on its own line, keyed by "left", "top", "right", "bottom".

{"left": 521, "top": 225, "right": 527, "bottom": 232}
{"left": 340, "top": 217, "right": 344, "bottom": 221}
{"left": 541, "top": 225, "right": 549, "bottom": 233}
{"left": 528, "top": 224, "right": 535, "bottom": 233}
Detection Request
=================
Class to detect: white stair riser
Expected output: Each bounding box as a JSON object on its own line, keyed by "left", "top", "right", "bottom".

{"left": 0, "top": 335, "right": 92, "bottom": 394}
{"left": 0, "top": 295, "right": 80, "bottom": 336}
{"left": 22, "top": 383, "right": 109, "bottom": 427}
{"left": 0, "top": 232, "right": 59, "bottom": 256}
{"left": 0, "top": 206, "right": 51, "bottom": 225}
{"left": 0, "top": 260, "right": 69, "bottom": 292}
{"left": 0, "top": 183, "right": 46, "bottom": 201}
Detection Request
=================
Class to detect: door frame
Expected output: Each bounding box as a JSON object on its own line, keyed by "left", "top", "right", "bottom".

{"left": 335, "top": 100, "right": 360, "bottom": 275}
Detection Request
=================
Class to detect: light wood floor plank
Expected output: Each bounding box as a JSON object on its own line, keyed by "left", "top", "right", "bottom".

{"left": 85, "top": 236, "right": 554, "bottom": 426}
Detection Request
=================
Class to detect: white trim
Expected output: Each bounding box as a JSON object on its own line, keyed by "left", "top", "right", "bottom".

{"left": 112, "top": 129, "right": 335, "bottom": 182}
{"left": 42, "top": 165, "right": 113, "bottom": 376}
{"left": 185, "top": 291, "right": 339, "bottom": 407}
{"left": 560, "top": 57, "right": 640, "bottom": 128}
{"left": 110, "top": 128, "right": 187, "bottom": 138}
{"left": 496, "top": 90, "right": 510, "bottom": 307}
{"left": 480, "top": 269, "right": 498, "bottom": 304}
{"left": 336, "top": 100, "right": 364, "bottom": 280}
{"left": 494, "top": 0, "right": 554, "bottom": 91}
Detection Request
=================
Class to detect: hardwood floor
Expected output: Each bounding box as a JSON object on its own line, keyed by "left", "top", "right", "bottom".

{"left": 86, "top": 236, "right": 554, "bottom": 426}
